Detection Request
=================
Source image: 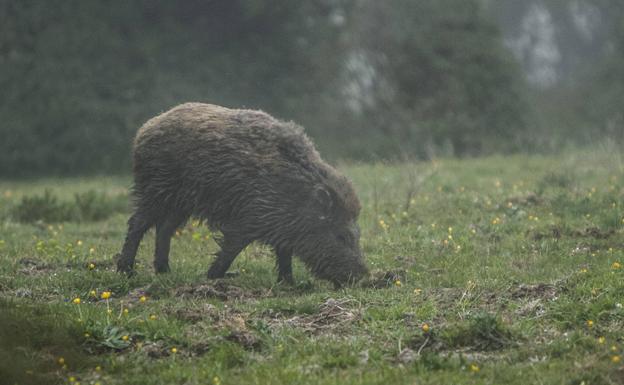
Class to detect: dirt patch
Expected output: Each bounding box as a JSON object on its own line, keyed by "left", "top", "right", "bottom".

{"left": 17, "top": 258, "right": 53, "bottom": 275}
{"left": 529, "top": 226, "right": 563, "bottom": 241}
{"left": 507, "top": 192, "right": 543, "bottom": 206}
{"left": 171, "top": 303, "right": 218, "bottom": 322}
{"left": 363, "top": 269, "right": 408, "bottom": 289}
{"left": 510, "top": 283, "right": 558, "bottom": 301}
{"left": 570, "top": 226, "right": 615, "bottom": 239}
{"left": 268, "top": 298, "right": 360, "bottom": 334}
{"left": 175, "top": 280, "right": 269, "bottom": 301}
{"left": 225, "top": 330, "right": 260, "bottom": 350}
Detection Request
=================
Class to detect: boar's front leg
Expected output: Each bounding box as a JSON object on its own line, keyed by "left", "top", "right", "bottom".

{"left": 276, "top": 247, "right": 294, "bottom": 285}
{"left": 207, "top": 234, "right": 249, "bottom": 279}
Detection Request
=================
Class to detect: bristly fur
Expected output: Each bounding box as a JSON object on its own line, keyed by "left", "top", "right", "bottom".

{"left": 116, "top": 103, "right": 368, "bottom": 286}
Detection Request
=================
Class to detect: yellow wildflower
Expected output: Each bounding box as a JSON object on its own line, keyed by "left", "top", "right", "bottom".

{"left": 587, "top": 320, "right": 594, "bottom": 328}
{"left": 89, "top": 290, "right": 97, "bottom": 297}
{"left": 139, "top": 296, "right": 147, "bottom": 303}
{"left": 101, "top": 291, "right": 111, "bottom": 300}
{"left": 88, "top": 263, "right": 95, "bottom": 270}
{"left": 394, "top": 280, "right": 402, "bottom": 287}
{"left": 149, "top": 314, "right": 157, "bottom": 320}
{"left": 598, "top": 336, "right": 606, "bottom": 344}
{"left": 469, "top": 363, "right": 480, "bottom": 372}
{"left": 76, "top": 240, "right": 83, "bottom": 246}
{"left": 422, "top": 323, "right": 430, "bottom": 333}
{"left": 612, "top": 262, "right": 622, "bottom": 270}
{"left": 171, "top": 347, "right": 178, "bottom": 354}
{"left": 612, "top": 355, "right": 620, "bottom": 364}
{"left": 122, "top": 335, "right": 129, "bottom": 341}
{"left": 213, "top": 376, "right": 221, "bottom": 385}
{"left": 72, "top": 297, "right": 81, "bottom": 305}
{"left": 58, "top": 357, "right": 65, "bottom": 365}
{"left": 413, "top": 288, "right": 422, "bottom": 295}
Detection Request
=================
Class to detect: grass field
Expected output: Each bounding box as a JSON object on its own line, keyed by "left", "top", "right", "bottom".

{"left": 1, "top": 149, "right": 623, "bottom": 385}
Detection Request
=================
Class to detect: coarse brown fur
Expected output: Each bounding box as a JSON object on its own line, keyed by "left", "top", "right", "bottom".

{"left": 115, "top": 103, "right": 368, "bottom": 286}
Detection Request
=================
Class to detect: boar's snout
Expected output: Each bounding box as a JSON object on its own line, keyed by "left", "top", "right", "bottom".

{"left": 330, "top": 255, "right": 369, "bottom": 288}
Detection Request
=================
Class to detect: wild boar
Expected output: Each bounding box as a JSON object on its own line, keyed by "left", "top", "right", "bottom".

{"left": 115, "top": 103, "right": 368, "bottom": 286}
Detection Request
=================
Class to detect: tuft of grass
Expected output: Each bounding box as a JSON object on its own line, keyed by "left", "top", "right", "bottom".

{"left": 442, "top": 313, "right": 516, "bottom": 351}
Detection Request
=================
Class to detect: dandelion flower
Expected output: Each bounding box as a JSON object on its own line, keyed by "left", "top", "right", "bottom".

{"left": 612, "top": 355, "right": 620, "bottom": 364}
{"left": 611, "top": 345, "right": 618, "bottom": 352}
{"left": 587, "top": 320, "right": 594, "bottom": 328}
{"left": 422, "top": 323, "right": 430, "bottom": 333}
{"left": 95, "top": 366, "right": 101, "bottom": 372}
{"left": 413, "top": 288, "right": 422, "bottom": 295}
{"left": 213, "top": 376, "right": 221, "bottom": 385}
{"left": 58, "top": 357, "right": 65, "bottom": 365}
{"left": 612, "top": 262, "right": 622, "bottom": 270}
{"left": 89, "top": 290, "right": 97, "bottom": 297}
{"left": 394, "top": 280, "right": 402, "bottom": 287}
{"left": 69, "top": 376, "right": 76, "bottom": 383}
{"left": 580, "top": 268, "right": 588, "bottom": 274}
{"left": 89, "top": 247, "right": 95, "bottom": 254}
{"left": 101, "top": 291, "right": 111, "bottom": 300}
{"left": 122, "top": 335, "right": 129, "bottom": 341}
{"left": 171, "top": 347, "right": 178, "bottom": 354}
{"left": 139, "top": 296, "right": 147, "bottom": 303}
{"left": 123, "top": 308, "right": 129, "bottom": 315}
{"left": 72, "top": 297, "right": 81, "bottom": 305}
{"left": 76, "top": 240, "right": 83, "bottom": 246}
{"left": 88, "top": 263, "right": 95, "bottom": 270}
{"left": 149, "top": 314, "right": 157, "bottom": 320}
{"left": 598, "top": 336, "right": 606, "bottom": 344}
{"left": 469, "top": 363, "right": 480, "bottom": 372}
{"left": 84, "top": 333, "right": 90, "bottom": 338}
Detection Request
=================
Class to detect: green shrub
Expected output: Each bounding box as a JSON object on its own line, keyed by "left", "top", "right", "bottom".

{"left": 12, "top": 189, "right": 75, "bottom": 223}
{"left": 11, "top": 189, "right": 128, "bottom": 223}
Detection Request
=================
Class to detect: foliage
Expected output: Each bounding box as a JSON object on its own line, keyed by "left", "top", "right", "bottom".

{"left": 11, "top": 189, "right": 128, "bottom": 223}
{"left": 0, "top": 0, "right": 532, "bottom": 177}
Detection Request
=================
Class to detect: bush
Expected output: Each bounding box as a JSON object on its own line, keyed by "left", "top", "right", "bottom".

{"left": 11, "top": 190, "right": 128, "bottom": 223}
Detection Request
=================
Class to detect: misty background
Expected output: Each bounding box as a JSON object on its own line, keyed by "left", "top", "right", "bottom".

{"left": 1, "top": 0, "right": 622, "bottom": 177}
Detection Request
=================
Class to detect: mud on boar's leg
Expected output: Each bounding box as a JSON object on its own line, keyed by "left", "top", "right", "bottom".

{"left": 116, "top": 210, "right": 154, "bottom": 274}
{"left": 154, "top": 214, "right": 188, "bottom": 273}
{"left": 276, "top": 247, "right": 294, "bottom": 285}
{"left": 206, "top": 235, "right": 250, "bottom": 279}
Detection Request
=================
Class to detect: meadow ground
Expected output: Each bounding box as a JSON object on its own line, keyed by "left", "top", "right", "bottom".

{"left": 1, "top": 148, "right": 623, "bottom": 385}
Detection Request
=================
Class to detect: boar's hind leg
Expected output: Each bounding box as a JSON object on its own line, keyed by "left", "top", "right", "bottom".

{"left": 276, "top": 248, "right": 294, "bottom": 285}
{"left": 154, "top": 213, "right": 188, "bottom": 273}
{"left": 116, "top": 210, "right": 154, "bottom": 274}
{"left": 207, "top": 235, "right": 249, "bottom": 279}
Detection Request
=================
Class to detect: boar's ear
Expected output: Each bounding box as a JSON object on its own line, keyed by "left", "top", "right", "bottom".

{"left": 312, "top": 186, "right": 334, "bottom": 214}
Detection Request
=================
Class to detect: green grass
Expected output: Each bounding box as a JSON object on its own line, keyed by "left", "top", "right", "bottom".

{"left": 1, "top": 149, "right": 623, "bottom": 384}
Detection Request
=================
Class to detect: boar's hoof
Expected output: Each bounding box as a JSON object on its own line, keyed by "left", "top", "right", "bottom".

{"left": 277, "top": 276, "right": 295, "bottom": 286}
{"left": 115, "top": 253, "right": 136, "bottom": 276}
{"left": 154, "top": 263, "right": 170, "bottom": 274}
